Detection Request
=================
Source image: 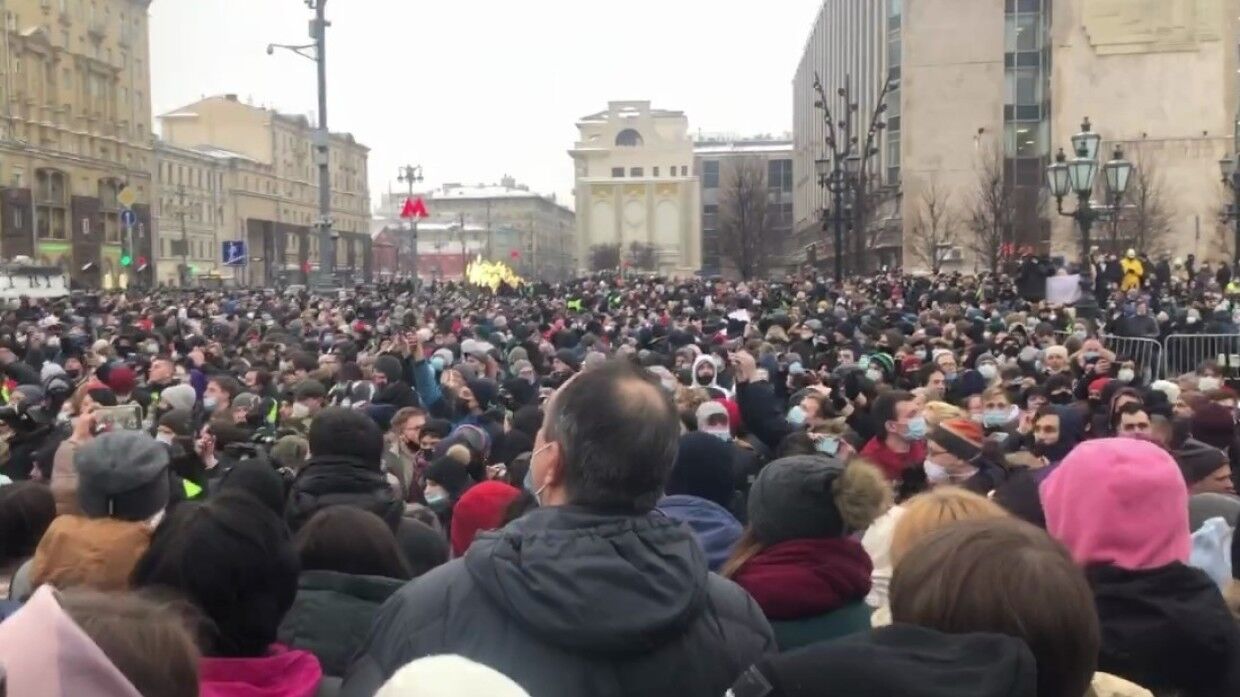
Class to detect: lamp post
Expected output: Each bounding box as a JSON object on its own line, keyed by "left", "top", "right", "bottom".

{"left": 397, "top": 164, "right": 423, "bottom": 286}
{"left": 268, "top": 0, "right": 333, "bottom": 288}
{"left": 811, "top": 73, "right": 894, "bottom": 282}
{"left": 1218, "top": 118, "right": 1240, "bottom": 268}
{"left": 1046, "top": 117, "right": 1132, "bottom": 318}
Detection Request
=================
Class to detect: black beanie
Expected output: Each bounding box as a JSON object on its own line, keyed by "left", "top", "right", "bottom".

{"left": 217, "top": 460, "right": 288, "bottom": 516}
{"left": 425, "top": 448, "right": 474, "bottom": 499}
{"left": 667, "top": 432, "right": 735, "bottom": 508}
{"left": 374, "top": 354, "right": 403, "bottom": 383}
{"left": 307, "top": 406, "right": 383, "bottom": 467}
{"left": 1174, "top": 439, "right": 1229, "bottom": 486}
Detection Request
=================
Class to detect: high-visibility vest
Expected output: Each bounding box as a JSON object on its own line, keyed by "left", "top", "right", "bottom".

{"left": 183, "top": 479, "right": 203, "bottom": 499}
{"left": 266, "top": 401, "right": 279, "bottom": 425}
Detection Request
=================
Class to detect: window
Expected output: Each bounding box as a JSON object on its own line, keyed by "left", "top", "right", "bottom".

{"left": 1005, "top": 67, "right": 1041, "bottom": 106}
{"left": 615, "top": 129, "right": 644, "bottom": 147}
{"left": 768, "top": 159, "right": 792, "bottom": 193}
{"left": 35, "top": 169, "right": 69, "bottom": 240}
{"left": 702, "top": 161, "right": 720, "bottom": 188}
{"left": 611, "top": 167, "right": 625, "bottom": 178}
{"left": 1005, "top": 121, "right": 1047, "bottom": 158}
{"left": 1005, "top": 13, "right": 1042, "bottom": 52}
{"left": 681, "top": 166, "right": 688, "bottom": 176}
{"left": 703, "top": 204, "right": 718, "bottom": 229}
{"left": 630, "top": 167, "right": 644, "bottom": 177}
{"left": 98, "top": 179, "right": 122, "bottom": 243}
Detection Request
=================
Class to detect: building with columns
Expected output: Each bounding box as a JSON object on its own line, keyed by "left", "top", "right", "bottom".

{"left": 0, "top": 0, "right": 155, "bottom": 289}
{"left": 569, "top": 101, "right": 701, "bottom": 276}
{"left": 157, "top": 94, "right": 371, "bottom": 286}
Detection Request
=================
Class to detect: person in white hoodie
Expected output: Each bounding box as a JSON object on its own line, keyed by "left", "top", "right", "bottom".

{"left": 692, "top": 354, "right": 731, "bottom": 397}
{"left": 375, "top": 656, "right": 530, "bottom": 697}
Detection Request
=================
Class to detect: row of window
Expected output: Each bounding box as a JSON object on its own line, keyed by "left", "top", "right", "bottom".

{"left": 610, "top": 165, "right": 689, "bottom": 179}
{"left": 702, "top": 202, "right": 794, "bottom": 230}
{"left": 701, "top": 159, "right": 794, "bottom": 192}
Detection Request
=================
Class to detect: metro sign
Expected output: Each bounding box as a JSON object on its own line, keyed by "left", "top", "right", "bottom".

{"left": 400, "top": 197, "right": 430, "bottom": 219}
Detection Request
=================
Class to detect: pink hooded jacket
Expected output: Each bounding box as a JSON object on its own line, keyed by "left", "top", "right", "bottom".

{"left": 200, "top": 645, "right": 323, "bottom": 697}
{"left": 0, "top": 586, "right": 142, "bottom": 697}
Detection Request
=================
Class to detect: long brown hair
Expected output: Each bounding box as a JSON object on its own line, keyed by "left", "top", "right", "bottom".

{"left": 719, "top": 527, "right": 764, "bottom": 579}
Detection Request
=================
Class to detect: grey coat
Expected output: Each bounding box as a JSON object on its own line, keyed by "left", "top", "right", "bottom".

{"left": 340, "top": 505, "right": 775, "bottom": 697}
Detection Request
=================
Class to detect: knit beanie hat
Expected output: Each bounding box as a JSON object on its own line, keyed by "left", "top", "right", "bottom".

{"left": 74, "top": 431, "right": 170, "bottom": 521}
{"left": 374, "top": 355, "right": 403, "bottom": 384}
{"left": 866, "top": 353, "right": 896, "bottom": 379}
{"left": 217, "top": 459, "right": 288, "bottom": 516}
{"left": 270, "top": 435, "right": 310, "bottom": 471}
{"left": 928, "top": 418, "right": 984, "bottom": 462}
{"left": 375, "top": 655, "right": 530, "bottom": 697}
{"left": 554, "top": 348, "right": 581, "bottom": 373}
{"left": 157, "top": 408, "right": 194, "bottom": 437}
{"left": 307, "top": 406, "right": 383, "bottom": 466}
{"left": 87, "top": 387, "right": 118, "bottom": 407}
{"left": 106, "top": 365, "right": 136, "bottom": 395}
{"left": 465, "top": 378, "right": 498, "bottom": 411}
{"left": 160, "top": 384, "right": 197, "bottom": 412}
{"left": 1174, "top": 439, "right": 1229, "bottom": 486}
{"left": 1042, "top": 438, "right": 1190, "bottom": 571}
{"left": 667, "top": 432, "right": 735, "bottom": 508}
{"left": 1191, "top": 403, "right": 1235, "bottom": 451}
{"left": 748, "top": 457, "right": 889, "bottom": 546}
{"left": 449, "top": 481, "right": 521, "bottom": 557}
{"left": 695, "top": 400, "right": 730, "bottom": 431}
{"left": 425, "top": 445, "right": 474, "bottom": 499}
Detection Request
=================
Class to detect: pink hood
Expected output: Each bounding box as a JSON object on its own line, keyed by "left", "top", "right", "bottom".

{"left": 0, "top": 586, "right": 141, "bottom": 697}
{"left": 200, "top": 645, "right": 322, "bottom": 697}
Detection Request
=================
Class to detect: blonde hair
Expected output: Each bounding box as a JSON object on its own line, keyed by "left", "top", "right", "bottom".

{"left": 890, "top": 487, "right": 1008, "bottom": 567}
{"left": 923, "top": 401, "right": 964, "bottom": 428}
{"left": 981, "top": 386, "right": 1010, "bottom": 404}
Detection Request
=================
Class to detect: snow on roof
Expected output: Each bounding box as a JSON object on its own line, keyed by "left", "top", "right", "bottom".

{"left": 161, "top": 111, "right": 199, "bottom": 119}
{"left": 436, "top": 186, "right": 544, "bottom": 201}
{"left": 693, "top": 141, "right": 794, "bottom": 156}
{"left": 190, "top": 145, "right": 259, "bottom": 162}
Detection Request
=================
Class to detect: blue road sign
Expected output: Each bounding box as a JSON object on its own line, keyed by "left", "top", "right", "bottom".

{"left": 222, "top": 240, "right": 247, "bottom": 267}
{"left": 120, "top": 209, "right": 137, "bottom": 227}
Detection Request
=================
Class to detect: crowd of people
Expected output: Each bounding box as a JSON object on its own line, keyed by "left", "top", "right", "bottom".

{"left": 0, "top": 266, "right": 1237, "bottom": 697}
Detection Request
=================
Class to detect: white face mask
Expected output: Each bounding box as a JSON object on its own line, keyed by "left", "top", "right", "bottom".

{"left": 865, "top": 368, "right": 883, "bottom": 383}
{"left": 1117, "top": 368, "right": 1135, "bottom": 383}
{"left": 291, "top": 402, "right": 311, "bottom": 419}
{"left": 1199, "top": 377, "right": 1222, "bottom": 392}
{"left": 923, "top": 459, "right": 951, "bottom": 485}
{"left": 156, "top": 432, "right": 175, "bottom": 446}
{"left": 978, "top": 364, "right": 998, "bottom": 380}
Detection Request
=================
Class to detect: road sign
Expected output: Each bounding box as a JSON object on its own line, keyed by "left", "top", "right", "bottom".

{"left": 120, "top": 209, "right": 137, "bottom": 227}
{"left": 400, "top": 197, "right": 429, "bottom": 219}
{"left": 222, "top": 240, "right": 247, "bottom": 267}
{"left": 117, "top": 186, "right": 137, "bottom": 209}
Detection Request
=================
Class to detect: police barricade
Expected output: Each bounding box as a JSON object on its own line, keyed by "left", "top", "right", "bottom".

{"left": 1097, "top": 335, "right": 1163, "bottom": 383}
{"left": 1162, "top": 334, "right": 1240, "bottom": 380}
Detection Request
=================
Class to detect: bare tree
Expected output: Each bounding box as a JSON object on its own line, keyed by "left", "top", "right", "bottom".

{"left": 907, "top": 178, "right": 957, "bottom": 274}
{"left": 717, "top": 156, "right": 772, "bottom": 279}
{"left": 1110, "top": 159, "right": 1174, "bottom": 255}
{"left": 588, "top": 243, "right": 621, "bottom": 272}
{"left": 627, "top": 241, "right": 658, "bottom": 271}
{"left": 964, "top": 145, "right": 1015, "bottom": 273}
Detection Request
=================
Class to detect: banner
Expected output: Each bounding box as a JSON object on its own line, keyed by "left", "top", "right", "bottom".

{"left": 1046, "top": 274, "right": 1082, "bottom": 306}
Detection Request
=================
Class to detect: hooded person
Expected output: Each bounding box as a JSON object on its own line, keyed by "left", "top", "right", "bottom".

{"left": 695, "top": 399, "right": 764, "bottom": 511}
{"left": 423, "top": 445, "right": 475, "bottom": 530}
{"left": 449, "top": 481, "right": 522, "bottom": 558}
{"left": 993, "top": 405, "right": 1086, "bottom": 528}
{"left": 25, "top": 432, "right": 171, "bottom": 599}
{"left": 372, "top": 354, "right": 419, "bottom": 411}
{"left": 722, "top": 457, "right": 890, "bottom": 651}
{"left": 727, "top": 624, "right": 1036, "bottom": 697}
{"left": 656, "top": 432, "right": 744, "bottom": 571}
{"left": 1042, "top": 438, "right": 1240, "bottom": 696}
{"left": 691, "top": 354, "right": 731, "bottom": 397}
{"left": 284, "top": 407, "right": 404, "bottom": 534}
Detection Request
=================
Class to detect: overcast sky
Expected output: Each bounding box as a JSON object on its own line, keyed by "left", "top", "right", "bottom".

{"left": 150, "top": 0, "right": 823, "bottom": 212}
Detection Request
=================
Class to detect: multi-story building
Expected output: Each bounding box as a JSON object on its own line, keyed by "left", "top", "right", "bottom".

{"left": 0, "top": 0, "right": 155, "bottom": 289}
{"left": 793, "top": 0, "right": 1240, "bottom": 272}
{"left": 158, "top": 94, "right": 371, "bottom": 285}
{"left": 569, "top": 101, "right": 701, "bottom": 276}
{"left": 694, "top": 135, "right": 794, "bottom": 278}
{"left": 152, "top": 140, "right": 233, "bottom": 285}
{"left": 377, "top": 176, "right": 576, "bottom": 281}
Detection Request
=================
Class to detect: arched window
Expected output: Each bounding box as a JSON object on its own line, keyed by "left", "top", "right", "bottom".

{"left": 615, "top": 129, "right": 644, "bottom": 147}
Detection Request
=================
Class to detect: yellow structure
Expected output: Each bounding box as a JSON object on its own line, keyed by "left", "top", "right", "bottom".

{"left": 158, "top": 94, "right": 371, "bottom": 285}
{"left": 0, "top": 0, "right": 155, "bottom": 289}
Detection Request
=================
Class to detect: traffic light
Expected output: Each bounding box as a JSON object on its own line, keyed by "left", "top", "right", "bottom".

{"left": 120, "top": 253, "right": 133, "bottom": 267}
{"left": 136, "top": 256, "right": 148, "bottom": 271}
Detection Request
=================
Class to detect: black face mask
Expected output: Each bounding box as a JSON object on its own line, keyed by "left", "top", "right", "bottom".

{"left": 1031, "top": 440, "right": 1073, "bottom": 463}
{"left": 1049, "top": 392, "right": 1073, "bottom": 405}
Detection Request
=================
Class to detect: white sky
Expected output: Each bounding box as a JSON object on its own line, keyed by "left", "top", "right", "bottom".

{"left": 150, "top": 0, "right": 823, "bottom": 212}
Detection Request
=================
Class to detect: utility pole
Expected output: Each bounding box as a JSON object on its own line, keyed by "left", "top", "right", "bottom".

{"left": 312, "top": 0, "right": 333, "bottom": 287}
{"left": 459, "top": 212, "right": 467, "bottom": 271}
{"left": 397, "top": 164, "right": 423, "bottom": 286}
{"left": 177, "top": 184, "right": 189, "bottom": 287}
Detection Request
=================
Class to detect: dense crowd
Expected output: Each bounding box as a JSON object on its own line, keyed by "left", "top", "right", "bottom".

{"left": 0, "top": 265, "right": 1238, "bottom": 697}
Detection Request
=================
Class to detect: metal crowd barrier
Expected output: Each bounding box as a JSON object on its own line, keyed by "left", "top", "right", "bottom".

{"left": 1162, "top": 334, "right": 1240, "bottom": 380}
{"left": 1098, "top": 335, "right": 1164, "bottom": 383}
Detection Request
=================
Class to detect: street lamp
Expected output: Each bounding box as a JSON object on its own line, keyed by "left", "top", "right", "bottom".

{"left": 1220, "top": 118, "right": 1240, "bottom": 267}
{"left": 1046, "top": 117, "right": 1132, "bottom": 319}
{"left": 397, "top": 164, "right": 424, "bottom": 287}
{"left": 268, "top": 0, "right": 333, "bottom": 288}
{"left": 812, "top": 72, "right": 896, "bottom": 283}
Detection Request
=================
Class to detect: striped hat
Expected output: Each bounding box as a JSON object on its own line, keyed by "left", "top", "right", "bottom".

{"left": 929, "top": 418, "right": 984, "bottom": 462}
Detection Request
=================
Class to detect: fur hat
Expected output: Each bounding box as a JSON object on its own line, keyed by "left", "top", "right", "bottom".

{"left": 748, "top": 456, "right": 889, "bottom": 546}
{"left": 375, "top": 655, "right": 530, "bottom": 697}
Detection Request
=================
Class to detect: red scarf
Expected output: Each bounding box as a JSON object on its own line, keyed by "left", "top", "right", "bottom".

{"left": 733, "top": 538, "right": 872, "bottom": 621}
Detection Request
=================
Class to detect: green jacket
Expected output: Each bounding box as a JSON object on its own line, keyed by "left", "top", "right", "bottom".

{"left": 771, "top": 601, "right": 873, "bottom": 652}
{"left": 277, "top": 570, "right": 405, "bottom": 677}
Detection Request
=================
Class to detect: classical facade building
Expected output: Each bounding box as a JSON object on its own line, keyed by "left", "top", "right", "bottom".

{"left": 792, "top": 0, "right": 1240, "bottom": 273}
{"left": 158, "top": 95, "right": 371, "bottom": 285}
{"left": 694, "top": 135, "right": 794, "bottom": 278}
{"left": 0, "top": 0, "right": 155, "bottom": 289}
{"left": 152, "top": 140, "right": 231, "bottom": 285}
{"left": 569, "top": 101, "right": 701, "bottom": 275}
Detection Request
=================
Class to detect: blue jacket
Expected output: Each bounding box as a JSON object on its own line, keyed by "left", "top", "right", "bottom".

{"left": 657, "top": 495, "right": 743, "bottom": 572}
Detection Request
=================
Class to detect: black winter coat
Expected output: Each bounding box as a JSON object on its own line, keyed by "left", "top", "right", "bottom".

{"left": 340, "top": 505, "right": 776, "bottom": 697}
{"left": 285, "top": 454, "right": 404, "bottom": 533}
{"left": 278, "top": 570, "right": 404, "bottom": 678}
{"left": 1089, "top": 563, "right": 1240, "bottom": 697}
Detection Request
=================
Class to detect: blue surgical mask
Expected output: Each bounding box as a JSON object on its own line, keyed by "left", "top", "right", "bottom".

{"left": 524, "top": 442, "right": 553, "bottom": 506}
{"left": 904, "top": 416, "right": 928, "bottom": 441}
{"left": 815, "top": 436, "right": 840, "bottom": 456}
{"left": 982, "top": 409, "right": 1010, "bottom": 428}
{"left": 430, "top": 356, "right": 446, "bottom": 373}
{"left": 704, "top": 427, "right": 732, "bottom": 443}
{"left": 202, "top": 396, "right": 218, "bottom": 412}
{"left": 425, "top": 491, "right": 449, "bottom": 511}
{"left": 944, "top": 372, "right": 958, "bottom": 383}
{"left": 1083, "top": 351, "right": 1100, "bottom": 361}
{"left": 787, "top": 406, "right": 807, "bottom": 426}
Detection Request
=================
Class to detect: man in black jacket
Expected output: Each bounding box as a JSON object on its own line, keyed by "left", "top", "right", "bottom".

{"left": 341, "top": 360, "right": 775, "bottom": 697}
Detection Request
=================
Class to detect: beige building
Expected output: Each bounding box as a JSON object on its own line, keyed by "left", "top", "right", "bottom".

{"left": 0, "top": 0, "right": 155, "bottom": 289}
{"left": 158, "top": 95, "right": 371, "bottom": 285}
{"left": 378, "top": 176, "right": 576, "bottom": 281}
{"left": 569, "top": 101, "right": 701, "bottom": 275}
{"left": 152, "top": 140, "right": 230, "bottom": 285}
{"left": 793, "top": 0, "right": 1240, "bottom": 274}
